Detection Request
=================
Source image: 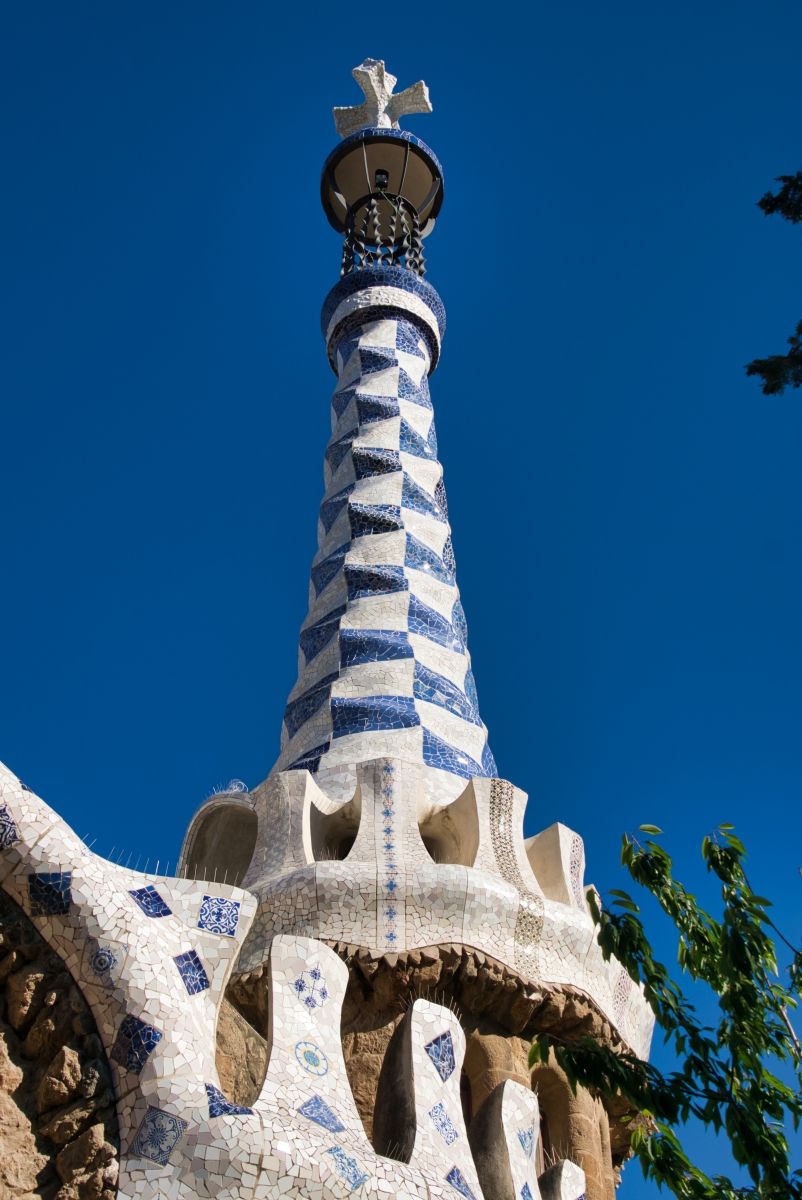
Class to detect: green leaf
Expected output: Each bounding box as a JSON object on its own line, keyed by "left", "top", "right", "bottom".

{"left": 639, "top": 824, "right": 664, "bottom": 835}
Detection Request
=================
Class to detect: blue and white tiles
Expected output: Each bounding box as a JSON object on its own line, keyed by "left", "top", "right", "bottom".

{"left": 198, "top": 893, "right": 240, "bottom": 936}
{"left": 173, "top": 948, "right": 210, "bottom": 995}
{"left": 274, "top": 282, "right": 496, "bottom": 806}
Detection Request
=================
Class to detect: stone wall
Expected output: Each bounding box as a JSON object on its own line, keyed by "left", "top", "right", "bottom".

{"left": 0, "top": 890, "right": 118, "bottom": 1199}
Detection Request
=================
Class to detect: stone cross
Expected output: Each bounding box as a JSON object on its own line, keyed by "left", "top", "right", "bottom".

{"left": 333, "top": 58, "right": 432, "bottom": 139}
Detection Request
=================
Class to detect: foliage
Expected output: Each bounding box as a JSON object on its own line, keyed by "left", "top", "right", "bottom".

{"left": 746, "top": 171, "right": 802, "bottom": 395}
{"left": 529, "top": 826, "right": 802, "bottom": 1198}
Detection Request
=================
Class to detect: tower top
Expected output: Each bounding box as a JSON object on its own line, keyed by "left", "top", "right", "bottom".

{"left": 333, "top": 58, "right": 433, "bottom": 139}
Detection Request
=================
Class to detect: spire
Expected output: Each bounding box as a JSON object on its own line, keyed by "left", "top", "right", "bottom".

{"left": 272, "top": 63, "right": 495, "bottom": 804}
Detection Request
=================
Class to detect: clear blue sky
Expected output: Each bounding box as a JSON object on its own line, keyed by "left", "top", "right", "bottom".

{"left": 2, "top": 2, "right": 800, "bottom": 1192}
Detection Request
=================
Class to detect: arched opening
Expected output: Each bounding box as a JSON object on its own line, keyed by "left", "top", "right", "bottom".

{"left": 417, "top": 793, "right": 479, "bottom": 867}
{"left": 309, "top": 797, "right": 360, "bottom": 862}
{"left": 182, "top": 801, "right": 257, "bottom": 886}
{"left": 531, "top": 1064, "right": 572, "bottom": 1169}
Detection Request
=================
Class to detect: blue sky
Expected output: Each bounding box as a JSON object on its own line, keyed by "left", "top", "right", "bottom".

{"left": 2, "top": 2, "right": 800, "bottom": 1191}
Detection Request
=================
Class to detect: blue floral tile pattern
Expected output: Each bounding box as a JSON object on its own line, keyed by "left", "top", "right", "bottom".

{"left": 294, "top": 1040, "right": 329, "bottom": 1076}
{"left": 89, "top": 945, "right": 118, "bottom": 977}
{"left": 110, "top": 1014, "right": 162, "bottom": 1073}
{"left": 298, "top": 1094, "right": 345, "bottom": 1133}
{"left": 205, "top": 1082, "right": 253, "bottom": 1117}
{"left": 292, "top": 965, "right": 329, "bottom": 1009}
{"left": 445, "top": 1165, "right": 478, "bottom": 1200}
{"left": 0, "top": 803, "right": 20, "bottom": 849}
{"left": 197, "top": 894, "right": 240, "bottom": 937}
{"left": 424, "top": 1030, "right": 456, "bottom": 1081}
{"left": 28, "top": 872, "right": 72, "bottom": 916}
{"left": 378, "top": 763, "right": 401, "bottom": 948}
{"left": 325, "top": 1146, "right": 368, "bottom": 1191}
{"left": 517, "top": 1127, "right": 535, "bottom": 1158}
{"left": 131, "top": 1106, "right": 187, "bottom": 1165}
{"left": 129, "top": 884, "right": 172, "bottom": 918}
{"left": 173, "top": 948, "right": 210, "bottom": 995}
{"left": 429, "top": 1100, "right": 459, "bottom": 1145}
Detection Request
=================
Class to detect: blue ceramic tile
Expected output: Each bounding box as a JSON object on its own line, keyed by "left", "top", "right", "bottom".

{"left": 294, "top": 1040, "right": 329, "bottom": 1076}
{"left": 423, "top": 729, "right": 483, "bottom": 779}
{"left": 332, "top": 386, "right": 356, "bottom": 420}
{"left": 399, "top": 419, "right": 436, "bottom": 460}
{"left": 358, "top": 346, "right": 398, "bottom": 375}
{"left": 286, "top": 741, "right": 330, "bottom": 773}
{"left": 205, "top": 1082, "right": 253, "bottom": 1116}
{"left": 396, "top": 322, "right": 426, "bottom": 357}
{"left": 450, "top": 599, "right": 468, "bottom": 644}
{"left": 28, "top": 872, "right": 72, "bottom": 917}
{"left": 111, "top": 1014, "right": 162, "bottom": 1073}
{"left": 331, "top": 695, "right": 419, "bottom": 738}
{"left": 129, "top": 885, "right": 171, "bottom": 918}
{"left": 283, "top": 674, "right": 337, "bottom": 738}
{"left": 405, "top": 532, "right": 453, "bottom": 583}
{"left": 435, "top": 478, "right": 449, "bottom": 521}
{"left": 481, "top": 742, "right": 498, "bottom": 778}
{"left": 429, "top": 1101, "right": 459, "bottom": 1145}
{"left": 0, "top": 803, "right": 19, "bottom": 849}
{"left": 441, "top": 535, "right": 456, "bottom": 575}
{"left": 325, "top": 1146, "right": 368, "bottom": 1191}
{"left": 326, "top": 432, "right": 356, "bottom": 473}
{"left": 355, "top": 394, "right": 400, "bottom": 424}
{"left": 320, "top": 485, "right": 354, "bottom": 534}
{"left": 321, "top": 265, "right": 446, "bottom": 340}
{"left": 426, "top": 420, "right": 439, "bottom": 457}
{"left": 131, "top": 1106, "right": 187, "bottom": 1165}
{"left": 445, "top": 1165, "right": 477, "bottom": 1200}
{"left": 349, "top": 503, "right": 403, "bottom": 538}
{"left": 89, "top": 944, "right": 118, "bottom": 977}
{"left": 339, "top": 629, "right": 412, "bottom": 668}
{"left": 402, "top": 474, "right": 444, "bottom": 520}
{"left": 517, "top": 1127, "right": 535, "bottom": 1158}
{"left": 173, "top": 949, "right": 210, "bottom": 995}
{"left": 408, "top": 595, "right": 464, "bottom": 653}
{"left": 298, "top": 1094, "right": 345, "bottom": 1133}
{"left": 292, "top": 965, "right": 329, "bottom": 1009}
{"left": 463, "top": 669, "right": 480, "bottom": 712}
{"left": 344, "top": 563, "right": 407, "bottom": 600}
{"left": 352, "top": 446, "right": 401, "bottom": 479}
{"left": 197, "top": 894, "right": 240, "bottom": 937}
{"left": 299, "top": 605, "right": 346, "bottom": 664}
{"left": 424, "top": 1030, "right": 456, "bottom": 1081}
{"left": 398, "top": 368, "right": 433, "bottom": 409}
{"left": 413, "top": 662, "right": 480, "bottom": 725}
{"left": 311, "top": 545, "right": 349, "bottom": 597}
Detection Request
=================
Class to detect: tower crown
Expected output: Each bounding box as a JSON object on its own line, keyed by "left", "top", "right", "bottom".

{"left": 323, "top": 60, "right": 443, "bottom": 278}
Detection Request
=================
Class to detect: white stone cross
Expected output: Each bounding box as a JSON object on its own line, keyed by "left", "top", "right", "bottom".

{"left": 333, "top": 58, "right": 432, "bottom": 139}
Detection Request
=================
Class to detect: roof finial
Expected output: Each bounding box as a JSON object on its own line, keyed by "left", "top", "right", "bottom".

{"left": 333, "top": 58, "right": 432, "bottom": 139}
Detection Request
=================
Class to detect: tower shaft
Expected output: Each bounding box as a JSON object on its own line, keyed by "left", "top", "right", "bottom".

{"left": 275, "top": 269, "right": 495, "bottom": 803}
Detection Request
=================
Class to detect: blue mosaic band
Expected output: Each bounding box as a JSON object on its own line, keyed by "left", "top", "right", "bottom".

{"left": 322, "top": 268, "right": 446, "bottom": 374}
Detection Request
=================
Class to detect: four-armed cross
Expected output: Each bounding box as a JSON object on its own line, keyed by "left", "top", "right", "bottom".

{"left": 333, "top": 58, "right": 432, "bottom": 139}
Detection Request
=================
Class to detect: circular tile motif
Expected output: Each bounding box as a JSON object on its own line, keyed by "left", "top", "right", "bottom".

{"left": 89, "top": 945, "right": 118, "bottom": 975}
{"left": 294, "top": 1040, "right": 328, "bottom": 1076}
